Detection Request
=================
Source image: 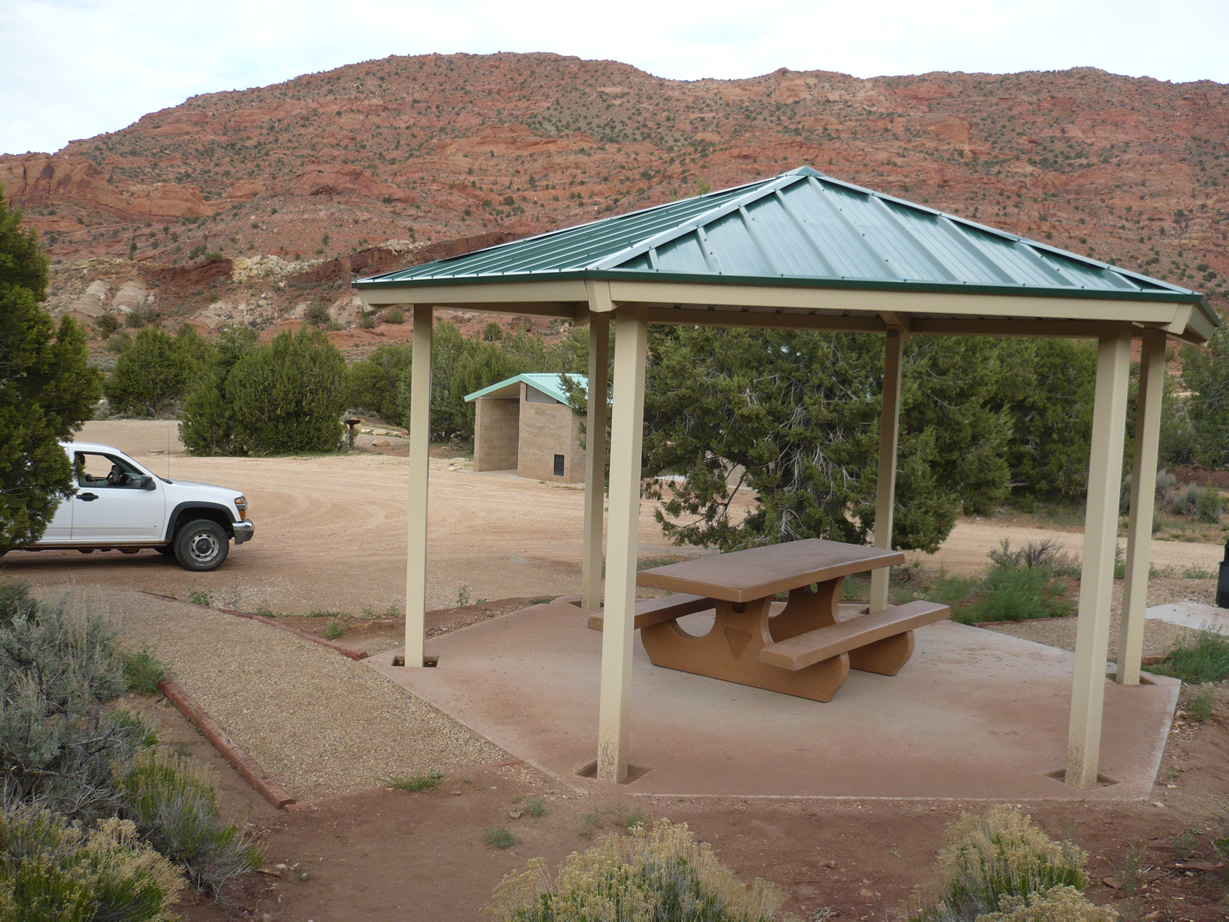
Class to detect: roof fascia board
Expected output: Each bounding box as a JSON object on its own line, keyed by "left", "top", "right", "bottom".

{"left": 1170, "top": 303, "right": 1215, "bottom": 342}
{"left": 643, "top": 306, "right": 888, "bottom": 333}
{"left": 911, "top": 318, "right": 1127, "bottom": 340}
{"left": 464, "top": 381, "right": 521, "bottom": 402}
{"left": 604, "top": 280, "right": 1193, "bottom": 325}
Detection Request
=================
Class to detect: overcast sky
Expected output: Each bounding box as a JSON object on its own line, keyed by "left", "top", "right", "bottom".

{"left": 2, "top": 0, "right": 1227, "bottom": 157}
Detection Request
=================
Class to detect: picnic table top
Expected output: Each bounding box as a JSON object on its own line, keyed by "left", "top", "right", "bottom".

{"left": 636, "top": 538, "right": 906, "bottom": 604}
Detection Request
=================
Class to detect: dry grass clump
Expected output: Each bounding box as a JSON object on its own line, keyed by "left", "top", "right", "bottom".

{"left": 486, "top": 819, "right": 793, "bottom": 922}
{"left": 0, "top": 804, "right": 183, "bottom": 921}
{"left": 976, "top": 884, "right": 1118, "bottom": 920}
{"left": 910, "top": 805, "right": 1104, "bottom": 921}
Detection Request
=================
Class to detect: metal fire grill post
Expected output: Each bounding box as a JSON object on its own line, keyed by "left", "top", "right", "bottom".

{"left": 1217, "top": 540, "right": 1229, "bottom": 609}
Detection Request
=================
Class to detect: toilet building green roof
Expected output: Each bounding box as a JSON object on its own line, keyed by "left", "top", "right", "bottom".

{"left": 355, "top": 167, "right": 1215, "bottom": 343}
{"left": 464, "top": 373, "right": 588, "bottom": 408}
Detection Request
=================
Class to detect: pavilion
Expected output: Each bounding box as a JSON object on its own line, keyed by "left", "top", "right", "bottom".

{"left": 354, "top": 167, "right": 1215, "bottom": 787}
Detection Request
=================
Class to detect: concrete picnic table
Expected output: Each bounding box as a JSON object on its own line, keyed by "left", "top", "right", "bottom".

{"left": 591, "top": 538, "right": 950, "bottom": 701}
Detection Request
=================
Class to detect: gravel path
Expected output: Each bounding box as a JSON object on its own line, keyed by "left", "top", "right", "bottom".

{"left": 48, "top": 587, "right": 506, "bottom": 801}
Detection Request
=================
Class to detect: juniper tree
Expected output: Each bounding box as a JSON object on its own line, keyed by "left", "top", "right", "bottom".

{"left": 0, "top": 188, "right": 99, "bottom": 553}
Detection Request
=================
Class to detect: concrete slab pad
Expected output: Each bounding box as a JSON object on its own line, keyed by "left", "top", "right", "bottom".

{"left": 1147, "top": 602, "right": 1229, "bottom": 633}
{"left": 368, "top": 601, "right": 1179, "bottom": 801}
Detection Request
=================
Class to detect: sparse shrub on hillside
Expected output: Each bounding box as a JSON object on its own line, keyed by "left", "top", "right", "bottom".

{"left": 305, "top": 301, "right": 331, "bottom": 328}
{"left": 94, "top": 312, "right": 121, "bottom": 339}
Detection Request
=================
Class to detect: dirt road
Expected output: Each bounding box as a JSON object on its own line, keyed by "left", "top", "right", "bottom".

{"left": 7, "top": 420, "right": 1222, "bottom": 616}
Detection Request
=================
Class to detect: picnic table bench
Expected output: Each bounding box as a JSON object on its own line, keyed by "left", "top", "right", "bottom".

{"left": 587, "top": 538, "right": 950, "bottom": 701}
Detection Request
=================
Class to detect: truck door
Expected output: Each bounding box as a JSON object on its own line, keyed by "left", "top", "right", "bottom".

{"left": 69, "top": 452, "right": 165, "bottom": 542}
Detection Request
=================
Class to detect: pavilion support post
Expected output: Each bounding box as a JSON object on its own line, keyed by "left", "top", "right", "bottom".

{"left": 1117, "top": 328, "right": 1166, "bottom": 685}
{"left": 582, "top": 314, "right": 611, "bottom": 610}
{"left": 870, "top": 329, "right": 904, "bottom": 613}
{"left": 404, "top": 304, "right": 433, "bottom": 668}
{"left": 1067, "top": 327, "right": 1132, "bottom": 787}
{"left": 597, "top": 305, "right": 648, "bottom": 783}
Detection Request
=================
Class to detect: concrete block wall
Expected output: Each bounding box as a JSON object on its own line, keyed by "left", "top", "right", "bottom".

{"left": 473, "top": 397, "right": 520, "bottom": 471}
{"left": 517, "top": 384, "right": 586, "bottom": 483}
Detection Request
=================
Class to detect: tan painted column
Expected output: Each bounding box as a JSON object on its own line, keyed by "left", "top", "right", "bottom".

{"left": 1117, "top": 328, "right": 1166, "bottom": 685}
{"left": 582, "top": 314, "right": 610, "bottom": 609}
{"left": 1067, "top": 327, "right": 1132, "bottom": 787}
{"left": 870, "top": 329, "right": 904, "bottom": 613}
{"left": 404, "top": 304, "right": 433, "bottom": 668}
{"left": 597, "top": 305, "right": 648, "bottom": 783}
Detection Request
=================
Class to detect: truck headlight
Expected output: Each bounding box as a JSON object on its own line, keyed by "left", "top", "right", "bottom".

{"left": 234, "top": 496, "right": 248, "bottom": 520}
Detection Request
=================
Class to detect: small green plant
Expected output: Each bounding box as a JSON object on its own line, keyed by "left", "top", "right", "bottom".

{"left": 187, "top": 589, "right": 212, "bottom": 606}
{"left": 487, "top": 819, "right": 788, "bottom": 921}
{"left": 1117, "top": 842, "right": 1144, "bottom": 897}
{"left": 456, "top": 583, "right": 471, "bottom": 607}
{"left": 579, "top": 807, "right": 605, "bottom": 840}
{"left": 1172, "top": 828, "right": 1200, "bottom": 860}
{"left": 1148, "top": 626, "right": 1229, "bottom": 684}
{"left": 383, "top": 770, "right": 444, "bottom": 793}
{"left": 484, "top": 825, "right": 519, "bottom": 849}
{"left": 122, "top": 647, "right": 171, "bottom": 695}
{"left": 216, "top": 583, "right": 243, "bottom": 610}
{"left": 305, "top": 609, "right": 348, "bottom": 619}
{"left": 1184, "top": 685, "right": 1216, "bottom": 722}
{"left": 524, "top": 796, "right": 547, "bottom": 819}
{"left": 118, "top": 749, "right": 264, "bottom": 899}
{"left": 321, "top": 620, "right": 348, "bottom": 641}
{"left": 960, "top": 565, "right": 1072, "bottom": 624}
{"left": 612, "top": 804, "right": 646, "bottom": 830}
{"left": 385, "top": 307, "right": 405, "bottom": 324}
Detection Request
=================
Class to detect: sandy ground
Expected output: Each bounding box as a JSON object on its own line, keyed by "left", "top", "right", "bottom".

{"left": 6, "top": 420, "right": 1229, "bottom": 921}
{"left": 10, "top": 419, "right": 1225, "bottom": 618}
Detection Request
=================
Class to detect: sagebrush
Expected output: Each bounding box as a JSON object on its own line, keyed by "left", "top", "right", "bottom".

{"left": 487, "top": 818, "right": 792, "bottom": 922}
{"left": 910, "top": 805, "right": 1091, "bottom": 922}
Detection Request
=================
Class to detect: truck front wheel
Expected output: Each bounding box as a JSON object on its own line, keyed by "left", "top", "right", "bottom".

{"left": 174, "top": 520, "right": 230, "bottom": 572}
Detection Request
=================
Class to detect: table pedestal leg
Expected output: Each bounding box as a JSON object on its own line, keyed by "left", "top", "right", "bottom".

{"left": 848, "top": 631, "right": 915, "bottom": 676}
{"left": 640, "top": 597, "right": 850, "bottom": 702}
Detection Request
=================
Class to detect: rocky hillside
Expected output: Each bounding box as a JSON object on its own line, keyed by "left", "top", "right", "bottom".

{"left": 2, "top": 52, "right": 1227, "bottom": 339}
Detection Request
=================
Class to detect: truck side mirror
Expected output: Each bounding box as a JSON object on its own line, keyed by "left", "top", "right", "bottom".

{"left": 139, "top": 476, "right": 156, "bottom": 491}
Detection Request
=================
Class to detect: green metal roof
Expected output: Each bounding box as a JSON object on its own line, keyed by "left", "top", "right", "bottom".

{"left": 464, "top": 373, "right": 588, "bottom": 408}
{"left": 356, "top": 167, "right": 1210, "bottom": 314}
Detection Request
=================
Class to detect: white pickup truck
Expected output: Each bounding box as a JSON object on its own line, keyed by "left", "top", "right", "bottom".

{"left": 19, "top": 441, "right": 255, "bottom": 572}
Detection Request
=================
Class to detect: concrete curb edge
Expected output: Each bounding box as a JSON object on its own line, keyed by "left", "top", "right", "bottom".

{"left": 158, "top": 678, "right": 297, "bottom": 811}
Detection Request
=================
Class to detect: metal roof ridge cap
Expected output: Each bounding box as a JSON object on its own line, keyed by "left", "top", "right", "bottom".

{"left": 591, "top": 170, "right": 810, "bottom": 271}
